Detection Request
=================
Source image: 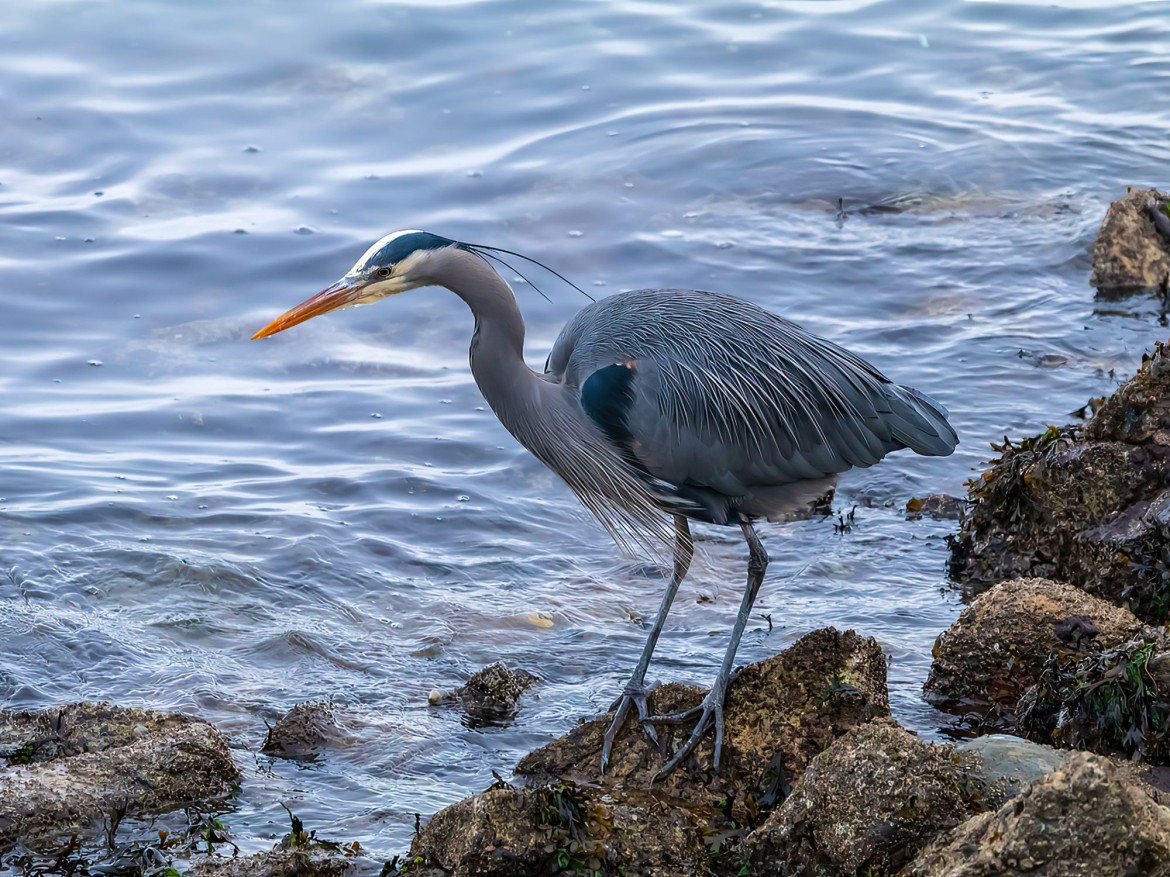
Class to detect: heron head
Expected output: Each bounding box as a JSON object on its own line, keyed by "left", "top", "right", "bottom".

{"left": 251, "top": 229, "right": 457, "bottom": 339}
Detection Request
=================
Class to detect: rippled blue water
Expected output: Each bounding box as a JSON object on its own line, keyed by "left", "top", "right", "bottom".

{"left": 2, "top": 0, "right": 1168, "bottom": 861}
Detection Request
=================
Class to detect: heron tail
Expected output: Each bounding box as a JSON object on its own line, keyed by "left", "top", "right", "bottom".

{"left": 884, "top": 385, "right": 959, "bottom": 456}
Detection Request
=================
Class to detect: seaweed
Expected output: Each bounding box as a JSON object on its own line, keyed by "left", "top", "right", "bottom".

{"left": 1019, "top": 632, "right": 1170, "bottom": 762}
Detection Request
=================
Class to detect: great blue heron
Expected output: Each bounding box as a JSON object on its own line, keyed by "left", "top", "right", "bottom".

{"left": 252, "top": 229, "right": 958, "bottom": 777}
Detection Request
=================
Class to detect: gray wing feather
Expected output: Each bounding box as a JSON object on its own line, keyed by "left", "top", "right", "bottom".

{"left": 548, "top": 288, "right": 957, "bottom": 497}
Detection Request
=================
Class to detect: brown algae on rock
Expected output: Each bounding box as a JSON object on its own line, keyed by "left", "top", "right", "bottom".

{"left": 949, "top": 342, "right": 1170, "bottom": 622}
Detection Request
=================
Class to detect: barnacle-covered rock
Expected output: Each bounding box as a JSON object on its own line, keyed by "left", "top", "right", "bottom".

{"left": 908, "top": 752, "right": 1170, "bottom": 877}
{"left": 949, "top": 343, "right": 1170, "bottom": 622}
{"left": 1091, "top": 187, "right": 1170, "bottom": 297}
{"left": 408, "top": 629, "right": 889, "bottom": 876}
{"left": 261, "top": 700, "right": 351, "bottom": 760}
{"left": 407, "top": 781, "right": 711, "bottom": 877}
{"left": 923, "top": 578, "right": 1145, "bottom": 719}
{"left": 739, "top": 719, "right": 983, "bottom": 876}
{"left": 0, "top": 702, "right": 239, "bottom": 850}
{"left": 452, "top": 661, "right": 538, "bottom": 724}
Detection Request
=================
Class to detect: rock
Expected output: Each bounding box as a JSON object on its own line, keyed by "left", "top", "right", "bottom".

{"left": 1091, "top": 187, "right": 1170, "bottom": 297}
{"left": 740, "top": 719, "right": 982, "bottom": 876}
{"left": 194, "top": 811, "right": 365, "bottom": 877}
{"left": 956, "top": 734, "right": 1068, "bottom": 806}
{"left": 452, "top": 662, "right": 538, "bottom": 724}
{"left": 908, "top": 752, "right": 1170, "bottom": 877}
{"left": 906, "top": 493, "right": 965, "bottom": 520}
{"left": 193, "top": 848, "right": 357, "bottom": 877}
{"left": 408, "top": 782, "right": 711, "bottom": 877}
{"left": 262, "top": 700, "right": 348, "bottom": 760}
{"left": 949, "top": 344, "right": 1170, "bottom": 622}
{"left": 518, "top": 627, "right": 889, "bottom": 809}
{"left": 410, "top": 629, "right": 889, "bottom": 876}
{"left": 923, "top": 578, "right": 1144, "bottom": 719}
{"left": 1018, "top": 630, "right": 1170, "bottom": 763}
{"left": 0, "top": 702, "right": 239, "bottom": 850}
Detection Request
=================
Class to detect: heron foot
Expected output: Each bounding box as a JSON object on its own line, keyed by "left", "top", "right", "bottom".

{"left": 647, "top": 685, "right": 727, "bottom": 780}
{"left": 600, "top": 683, "right": 659, "bottom": 775}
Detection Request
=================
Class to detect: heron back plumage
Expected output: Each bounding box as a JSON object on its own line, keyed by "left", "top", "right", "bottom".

{"left": 548, "top": 288, "right": 957, "bottom": 525}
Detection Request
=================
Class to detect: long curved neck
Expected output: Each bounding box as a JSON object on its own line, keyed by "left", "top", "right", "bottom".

{"left": 438, "top": 249, "right": 541, "bottom": 428}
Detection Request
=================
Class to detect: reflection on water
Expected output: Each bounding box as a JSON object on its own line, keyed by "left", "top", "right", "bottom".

{"left": 2, "top": 0, "right": 1169, "bottom": 859}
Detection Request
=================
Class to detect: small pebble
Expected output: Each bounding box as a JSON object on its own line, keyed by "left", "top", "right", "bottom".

{"left": 428, "top": 689, "right": 443, "bottom": 706}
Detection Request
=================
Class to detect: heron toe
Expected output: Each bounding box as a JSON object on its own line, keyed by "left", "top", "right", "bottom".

{"left": 600, "top": 685, "right": 660, "bottom": 774}
{"left": 648, "top": 687, "right": 727, "bottom": 780}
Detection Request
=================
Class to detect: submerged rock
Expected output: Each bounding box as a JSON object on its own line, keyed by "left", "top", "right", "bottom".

{"left": 262, "top": 700, "right": 349, "bottom": 760}
{"left": 908, "top": 752, "right": 1170, "bottom": 877}
{"left": 1091, "top": 186, "right": 1170, "bottom": 297}
{"left": 409, "top": 628, "right": 889, "bottom": 876}
{"left": 0, "top": 702, "right": 239, "bottom": 850}
{"left": 194, "top": 849, "right": 357, "bottom": 877}
{"left": 923, "top": 578, "right": 1145, "bottom": 719}
{"left": 949, "top": 343, "right": 1170, "bottom": 622}
{"left": 740, "top": 719, "right": 982, "bottom": 876}
{"left": 451, "top": 661, "right": 538, "bottom": 724}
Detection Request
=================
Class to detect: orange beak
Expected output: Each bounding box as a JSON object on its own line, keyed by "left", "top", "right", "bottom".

{"left": 251, "top": 278, "right": 366, "bottom": 340}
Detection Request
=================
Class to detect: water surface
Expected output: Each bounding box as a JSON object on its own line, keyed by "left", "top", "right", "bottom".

{"left": 2, "top": 0, "right": 1168, "bottom": 861}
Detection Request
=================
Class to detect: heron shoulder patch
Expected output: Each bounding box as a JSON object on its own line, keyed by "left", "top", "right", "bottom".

{"left": 581, "top": 361, "right": 637, "bottom": 450}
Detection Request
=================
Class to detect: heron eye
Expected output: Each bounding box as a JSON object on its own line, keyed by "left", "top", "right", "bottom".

{"left": 377, "top": 267, "right": 392, "bottom": 278}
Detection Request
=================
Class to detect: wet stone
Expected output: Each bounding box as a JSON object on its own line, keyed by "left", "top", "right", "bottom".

{"left": 1091, "top": 186, "right": 1170, "bottom": 297}
{"left": 261, "top": 700, "right": 349, "bottom": 760}
{"left": 0, "top": 701, "right": 239, "bottom": 851}
{"left": 452, "top": 661, "right": 538, "bottom": 723}
{"left": 908, "top": 752, "right": 1170, "bottom": 877}
{"left": 905, "top": 493, "right": 965, "bottom": 520}
{"left": 924, "top": 577, "right": 1145, "bottom": 721}
{"left": 956, "top": 734, "right": 1068, "bottom": 807}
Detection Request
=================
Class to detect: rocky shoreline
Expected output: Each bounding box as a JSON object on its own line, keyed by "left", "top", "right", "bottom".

{"left": 6, "top": 188, "right": 1170, "bottom": 875}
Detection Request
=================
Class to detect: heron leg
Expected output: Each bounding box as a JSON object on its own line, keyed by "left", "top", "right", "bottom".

{"left": 600, "top": 515, "right": 693, "bottom": 774}
{"left": 649, "top": 519, "right": 768, "bottom": 780}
